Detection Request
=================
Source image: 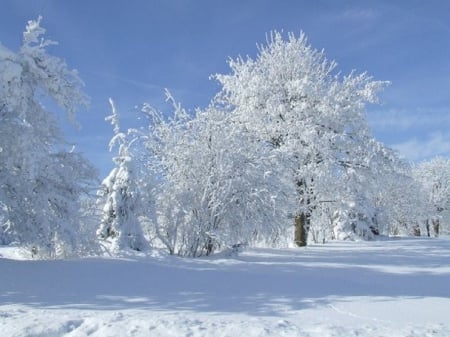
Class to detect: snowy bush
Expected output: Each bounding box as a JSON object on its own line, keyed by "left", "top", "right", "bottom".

{"left": 143, "top": 92, "right": 296, "bottom": 256}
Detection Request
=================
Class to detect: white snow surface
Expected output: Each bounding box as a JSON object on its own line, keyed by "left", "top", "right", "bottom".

{"left": 1, "top": 237, "right": 449, "bottom": 337}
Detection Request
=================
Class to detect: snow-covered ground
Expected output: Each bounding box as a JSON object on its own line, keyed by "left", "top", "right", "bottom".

{"left": 1, "top": 237, "right": 449, "bottom": 337}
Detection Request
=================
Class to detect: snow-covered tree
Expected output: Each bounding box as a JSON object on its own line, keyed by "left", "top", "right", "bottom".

{"left": 214, "top": 31, "right": 389, "bottom": 245}
{"left": 413, "top": 157, "right": 450, "bottom": 236}
{"left": 143, "top": 92, "right": 296, "bottom": 256}
{"left": 97, "top": 99, "right": 148, "bottom": 252}
{"left": 376, "top": 171, "right": 430, "bottom": 236}
{"left": 0, "top": 17, "right": 97, "bottom": 257}
{"left": 303, "top": 137, "right": 420, "bottom": 242}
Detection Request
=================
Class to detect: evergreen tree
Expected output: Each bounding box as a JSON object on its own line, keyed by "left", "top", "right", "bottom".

{"left": 97, "top": 99, "right": 148, "bottom": 252}
{"left": 0, "top": 17, "right": 97, "bottom": 257}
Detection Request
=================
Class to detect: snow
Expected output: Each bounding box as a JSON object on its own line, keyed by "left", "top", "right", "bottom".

{"left": 1, "top": 237, "right": 450, "bottom": 336}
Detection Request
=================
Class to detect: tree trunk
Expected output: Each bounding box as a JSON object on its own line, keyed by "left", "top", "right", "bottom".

{"left": 432, "top": 218, "right": 440, "bottom": 237}
{"left": 294, "top": 212, "right": 309, "bottom": 247}
{"left": 413, "top": 225, "right": 421, "bottom": 236}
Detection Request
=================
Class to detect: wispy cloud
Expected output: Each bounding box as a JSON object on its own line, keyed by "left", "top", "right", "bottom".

{"left": 86, "top": 70, "right": 164, "bottom": 93}
{"left": 339, "top": 8, "right": 379, "bottom": 22}
{"left": 392, "top": 132, "right": 450, "bottom": 162}
{"left": 368, "top": 107, "right": 450, "bottom": 131}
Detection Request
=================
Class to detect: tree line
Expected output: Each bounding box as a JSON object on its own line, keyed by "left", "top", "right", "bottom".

{"left": 1, "top": 18, "right": 449, "bottom": 258}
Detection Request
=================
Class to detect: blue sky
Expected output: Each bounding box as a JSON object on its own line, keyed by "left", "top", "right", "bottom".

{"left": 1, "top": 0, "right": 450, "bottom": 177}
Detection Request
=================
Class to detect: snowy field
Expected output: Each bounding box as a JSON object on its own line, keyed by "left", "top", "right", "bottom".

{"left": 1, "top": 237, "right": 449, "bottom": 337}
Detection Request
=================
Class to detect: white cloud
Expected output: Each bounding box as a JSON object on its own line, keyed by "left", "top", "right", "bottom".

{"left": 392, "top": 131, "right": 450, "bottom": 162}
{"left": 340, "top": 8, "right": 379, "bottom": 22}
{"left": 368, "top": 108, "right": 450, "bottom": 131}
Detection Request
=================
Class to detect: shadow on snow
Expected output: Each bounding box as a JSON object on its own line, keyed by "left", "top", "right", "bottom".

{"left": 0, "top": 237, "right": 449, "bottom": 316}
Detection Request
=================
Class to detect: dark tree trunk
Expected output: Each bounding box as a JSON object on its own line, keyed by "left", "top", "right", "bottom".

{"left": 413, "top": 225, "right": 421, "bottom": 236}
{"left": 432, "top": 218, "right": 440, "bottom": 237}
{"left": 294, "top": 212, "right": 310, "bottom": 247}
{"left": 295, "top": 178, "right": 313, "bottom": 247}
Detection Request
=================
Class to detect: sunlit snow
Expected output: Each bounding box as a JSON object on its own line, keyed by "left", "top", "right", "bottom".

{"left": 1, "top": 237, "right": 449, "bottom": 337}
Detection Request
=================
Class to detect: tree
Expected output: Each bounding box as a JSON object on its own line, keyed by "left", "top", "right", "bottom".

{"left": 376, "top": 170, "right": 430, "bottom": 236}
{"left": 413, "top": 157, "right": 450, "bottom": 236}
{"left": 143, "top": 92, "right": 296, "bottom": 256}
{"left": 214, "top": 31, "right": 389, "bottom": 245}
{"left": 0, "top": 17, "right": 97, "bottom": 257}
{"left": 301, "top": 137, "right": 420, "bottom": 242}
{"left": 97, "top": 99, "right": 148, "bottom": 252}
